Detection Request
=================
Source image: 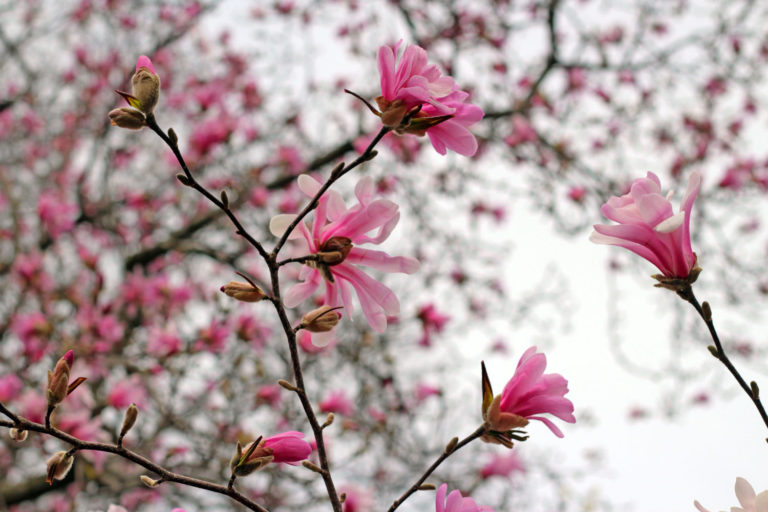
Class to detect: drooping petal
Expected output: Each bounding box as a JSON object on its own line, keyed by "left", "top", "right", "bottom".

{"left": 346, "top": 248, "right": 420, "bottom": 273}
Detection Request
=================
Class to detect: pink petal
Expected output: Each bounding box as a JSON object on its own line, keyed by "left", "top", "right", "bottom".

{"left": 346, "top": 248, "right": 420, "bottom": 274}
{"left": 427, "top": 120, "right": 478, "bottom": 157}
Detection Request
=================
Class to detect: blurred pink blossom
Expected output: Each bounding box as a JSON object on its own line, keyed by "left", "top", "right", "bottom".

{"left": 480, "top": 452, "right": 525, "bottom": 479}
{"left": 0, "top": 374, "right": 23, "bottom": 402}
{"left": 319, "top": 390, "right": 354, "bottom": 416}
{"left": 417, "top": 303, "right": 451, "bottom": 347}
{"left": 590, "top": 171, "right": 702, "bottom": 279}
{"left": 107, "top": 375, "right": 148, "bottom": 409}
{"left": 339, "top": 484, "right": 373, "bottom": 512}
{"left": 376, "top": 42, "right": 484, "bottom": 156}
{"left": 414, "top": 382, "right": 442, "bottom": 403}
{"left": 271, "top": 175, "right": 419, "bottom": 333}
{"left": 435, "top": 483, "right": 493, "bottom": 512}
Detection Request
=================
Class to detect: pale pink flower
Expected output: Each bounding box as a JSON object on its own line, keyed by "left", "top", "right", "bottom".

{"left": 270, "top": 175, "right": 419, "bottom": 333}
{"left": 319, "top": 390, "right": 354, "bottom": 416}
{"left": 590, "top": 171, "right": 702, "bottom": 279}
{"left": 485, "top": 347, "right": 575, "bottom": 439}
{"left": 480, "top": 452, "right": 525, "bottom": 479}
{"left": 376, "top": 42, "right": 484, "bottom": 156}
{"left": 435, "top": 484, "right": 494, "bottom": 512}
{"left": 695, "top": 477, "right": 768, "bottom": 512}
{"left": 504, "top": 115, "right": 538, "bottom": 147}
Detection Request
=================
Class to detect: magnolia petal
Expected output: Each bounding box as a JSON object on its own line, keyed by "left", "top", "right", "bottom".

{"left": 527, "top": 415, "right": 565, "bottom": 438}
{"left": 654, "top": 211, "right": 684, "bottom": 233}
{"left": 346, "top": 248, "right": 420, "bottom": 274}
{"left": 284, "top": 280, "right": 319, "bottom": 308}
{"left": 354, "top": 176, "right": 375, "bottom": 205}
{"left": 426, "top": 119, "right": 478, "bottom": 157}
{"left": 269, "top": 214, "right": 302, "bottom": 240}
{"left": 735, "top": 477, "right": 757, "bottom": 510}
{"left": 297, "top": 174, "right": 322, "bottom": 197}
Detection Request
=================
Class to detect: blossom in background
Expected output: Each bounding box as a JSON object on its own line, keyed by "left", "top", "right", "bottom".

{"left": 590, "top": 171, "right": 702, "bottom": 279}
{"left": 482, "top": 347, "right": 575, "bottom": 442}
{"left": 319, "top": 390, "right": 354, "bottom": 416}
{"left": 339, "top": 484, "right": 374, "bottom": 512}
{"left": 376, "top": 42, "right": 484, "bottom": 156}
{"left": 695, "top": 477, "right": 768, "bottom": 512}
{"left": 479, "top": 451, "right": 525, "bottom": 479}
{"left": 270, "top": 174, "right": 419, "bottom": 334}
{"left": 435, "top": 483, "right": 494, "bottom": 512}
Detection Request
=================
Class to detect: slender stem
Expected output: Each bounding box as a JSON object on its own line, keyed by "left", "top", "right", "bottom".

{"left": 267, "top": 262, "right": 342, "bottom": 512}
{"left": 271, "top": 126, "right": 390, "bottom": 257}
{"left": 387, "top": 425, "right": 486, "bottom": 512}
{"left": 144, "top": 115, "right": 270, "bottom": 262}
{"left": 0, "top": 412, "right": 270, "bottom": 512}
{"left": 679, "top": 286, "right": 768, "bottom": 431}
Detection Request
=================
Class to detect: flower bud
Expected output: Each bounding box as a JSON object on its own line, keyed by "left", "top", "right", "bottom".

{"left": 119, "top": 403, "right": 139, "bottom": 441}
{"left": 47, "top": 351, "right": 73, "bottom": 407}
{"left": 45, "top": 451, "right": 74, "bottom": 484}
{"left": 109, "top": 107, "right": 146, "bottom": 130}
{"left": 301, "top": 306, "right": 341, "bottom": 333}
{"left": 230, "top": 438, "right": 273, "bottom": 477}
{"left": 9, "top": 428, "right": 28, "bottom": 442}
{"left": 140, "top": 475, "right": 161, "bottom": 488}
{"left": 131, "top": 56, "right": 160, "bottom": 114}
{"left": 220, "top": 281, "right": 265, "bottom": 303}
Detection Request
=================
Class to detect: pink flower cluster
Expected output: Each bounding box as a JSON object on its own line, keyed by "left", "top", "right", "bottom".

{"left": 271, "top": 175, "right": 419, "bottom": 334}
{"left": 590, "top": 171, "right": 702, "bottom": 279}
{"left": 377, "top": 42, "right": 484, "bottom": 156}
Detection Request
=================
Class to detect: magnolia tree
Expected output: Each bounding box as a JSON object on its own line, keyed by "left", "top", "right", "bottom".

{"left": 1, "top": 1, "right": 768, "bottom": 511}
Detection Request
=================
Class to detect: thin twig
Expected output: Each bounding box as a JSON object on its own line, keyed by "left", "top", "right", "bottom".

{"left": 678, "top": 286, "right": 768, "bottom": 432}
{"left": 0, "top": 412, "right": 270, "bottom": 512}
{"left": 387, "top": 425, "right": 486, "bottom": 512}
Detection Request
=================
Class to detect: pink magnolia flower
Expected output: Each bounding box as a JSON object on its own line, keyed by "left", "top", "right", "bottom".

{"left": 590, "top": 171, "right": 702, "bottom": 279}
{"left": 435, "top": 484, "right": 494, "bottom": 512}
{"left": 270, "top": 174, "right": 419, "bottom": 333}
{"left": 483, "top": 347, "right": 575, "bottom": 440}
{"left": 0, "top": 374, "right": 23, "bottom": 402}
{"left": 695, "top": 477, "right": 768, "bottom": 512}
{"left": 376, "top": 42, "right": 484, "bottom": 156}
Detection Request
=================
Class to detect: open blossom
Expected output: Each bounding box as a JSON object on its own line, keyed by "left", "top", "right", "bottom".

{"left": 376, "top": 42, "right": 484, "bottom": 156}
{"left": 270, "top": 174, "right": 419, "bottom": 333}
{"left": 695, "top": 477, "right": 768, "bottom": 512}
{"left": 435, "top": 484, "right": 494, "bottom": 512}
{"left": 483, "top": 347, "right": 575, "bottom": 441}
{"left": 590, "top": 171, "right": 702, "bottom": 279}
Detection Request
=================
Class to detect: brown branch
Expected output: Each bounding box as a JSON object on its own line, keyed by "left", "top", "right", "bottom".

{"left": 677, "top": 287, "right": 768, "bottom": 432}
{"left": 0, "top": 413, "right": 270, "bottom": 512}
